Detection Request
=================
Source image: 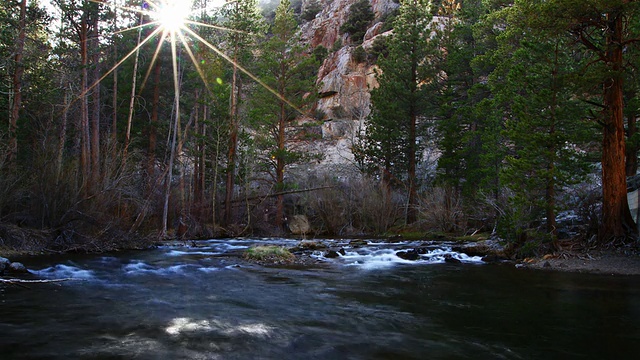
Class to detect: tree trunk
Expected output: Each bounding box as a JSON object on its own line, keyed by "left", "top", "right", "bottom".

{"left": 147, "top": 59, "right": 161, "bottom": 193}
{"left": 56, "top": 88, "right": 70, "bottom": 184}
{"left": 626, "top": 113, "right": 638, "bottom": 176}
{"left": 600, "top": 12, "right": 636, "bottom": 239}
{"left": 407, "top": 49, "right": 418, "bottom": 224}
{"left": 275, "top": 60, "right": 287, "bottom": 229}
{"left": 123, "top": 14, "right": 144, "bottom": 167}
{"left": 161, "top": 36, "right": 182, "bottom": 238}
{"left": 224, "top": 51, "right": 240, "bottom": 227}
{"left": 111, "top": 0, "right": 118, "bottom": 151}
{"left": 80, "top": 15, "right": 91, "bottom": 192}
{"left": 90, "top": 17, "right": 101, "bottom": 185}
{"left": 8, "top": 0, "right": 27, "bottom": 165}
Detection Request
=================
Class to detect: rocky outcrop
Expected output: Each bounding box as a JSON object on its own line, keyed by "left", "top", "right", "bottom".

{"left": 299, "top": 0, "right": 399, "bottom": 155}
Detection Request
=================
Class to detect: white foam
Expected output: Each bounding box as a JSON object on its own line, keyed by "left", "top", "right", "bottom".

{"left": 165, "top": 317, "right": 273, "bottom": 338}
{"left": 123, "top": 261, "right": 189, "bottom": 276}
{"left": 165, "top": 250, "right": 221, "bottom": 256}
{"left": 320, "top": 246, "right": 484, "bottom": 269}
{"left": 35, "top": 264, "right": 95, "bottom": 279}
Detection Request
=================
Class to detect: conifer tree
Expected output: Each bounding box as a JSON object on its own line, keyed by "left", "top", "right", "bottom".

{"left": 356, "top": 0, "right": 433, "bottom": 224}
{"left": 491, "top": 4, "right": 594, "bottom": 246}
{"left": 220, "top": 0, "right": 266, "bottom": 227}
{"left": 250, "top": 0, "right": 318, "bottom": 228}
{"left": 525, "top": 0, "right": 640, "bottom": 240}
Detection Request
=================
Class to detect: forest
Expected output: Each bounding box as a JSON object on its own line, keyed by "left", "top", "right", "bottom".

{"left": 1, "top": 0, "right": 639, "bottom": 258}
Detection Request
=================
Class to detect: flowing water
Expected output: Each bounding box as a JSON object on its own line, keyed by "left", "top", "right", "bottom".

{"left": 1, "top": 238, "right": 639, "bottom": 359}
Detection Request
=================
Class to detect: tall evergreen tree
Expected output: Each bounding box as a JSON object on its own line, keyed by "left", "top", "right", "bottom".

{"left": 428, "top": 0, "right": 505, "bottom": 221}
{"left": 526, "top": 0, "right": 640, "bottom": 240}
{"left": 220, "top": 0, "right": 266, "bottom": 227}
{"left": 356, "top": 0, "right": 433, "bottom": 224}
{"left": 491, "top": 3, "right": 594, "bottom": 246}
{"left": 250, "top": 0, "right": 318, "bottom": 228}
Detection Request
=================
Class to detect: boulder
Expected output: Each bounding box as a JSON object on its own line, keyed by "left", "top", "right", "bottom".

{"left": 0, "top": 256, "right": 11, "bottom": 273}
{"left": 325, "top": 248, "right": 346, "bottom": 258}
{"left": 349, "top": 239, "right": 368, "bottom": 247}
{"left": 9, "top": 262, "right": 28, "bottom": 274}
{"left": 397, "top": 249, "right": 420, "bottom": 261}
{"left": 288, "top": 215, "right": 311, "bottom": 235}
{"left": 454, "top": 239, "right": 506, "bottom": 258}
{"left": 443, "top": 254, "right": 461, "bottom": 264}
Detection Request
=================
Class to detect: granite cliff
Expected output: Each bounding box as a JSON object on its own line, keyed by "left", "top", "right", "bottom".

{"left": 297, "top": 0, "right": 399, "bottom": 165}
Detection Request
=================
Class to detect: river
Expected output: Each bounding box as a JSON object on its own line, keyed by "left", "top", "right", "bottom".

{"left": 1, "top": 238, "right": 639, "bottom": 359}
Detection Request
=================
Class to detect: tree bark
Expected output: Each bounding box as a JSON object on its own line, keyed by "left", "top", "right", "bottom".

{"left": 275, "top": 61, "right": 287, "bottom": 229}
{"left": 90, "top": 15, "right": 101, "bottom": 185}
{"left": 224, "top": 50, "right": 240, "bottom": 227}
{"left": 111, "top": 0, "right": 118, "bottom": 151}
{"left": 626, "top": 114, "right": 638, "bottom": 176}
{"left": 600, "top": 11, "right": 636, "bottom": 239}
{"left": 80, "top": 13, "right": 91, "bottom": 193}
{"left": 147, "top": 59, "right": 161, "bottom": 194}
{"left": 8, "top": 0, "right": 27, "bottom": 165}
{"left": 123, "top": 13, "right": 144, "bottom": 167}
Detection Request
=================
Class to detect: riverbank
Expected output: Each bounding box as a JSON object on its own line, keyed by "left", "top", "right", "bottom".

{"left": 521, "top": 249, "right": 640, "bottom": 276}
{"left": 0, "top": 223, "right": 156, "bottom": 259}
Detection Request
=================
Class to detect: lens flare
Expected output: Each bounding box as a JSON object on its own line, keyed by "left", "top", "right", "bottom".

{"left": 151, "top": 0, "right": 193, "bottom": 32}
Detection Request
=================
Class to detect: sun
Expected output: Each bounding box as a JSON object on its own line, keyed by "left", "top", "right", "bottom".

{"left": 147, "top": 0, "right": 194, "bottom": 33}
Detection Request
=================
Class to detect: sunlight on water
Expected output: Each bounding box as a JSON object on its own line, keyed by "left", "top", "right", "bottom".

{"left": 165, "top": 317, "right": 274, "bottom": 338}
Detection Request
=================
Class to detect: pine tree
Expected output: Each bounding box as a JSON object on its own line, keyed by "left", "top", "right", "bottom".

{"left": 356, "top": 0, "right": 433, "bottom": 224}
{"left": 340, "top": 0, "right": 375, "bottom": 45}
{"left": 220, "top": 0, "right": 266, "bottom": 227}
{"left": 429, "top": 0, "right": 505, "bottom": 218}
{"left": 526, "top": 0, "right": 640, "bottom": 240}
{"left": 491, "top": 3, "right": 594, "bottom": 246}
{"left": 250, "top": 0, "right": 318, "bottom": 228}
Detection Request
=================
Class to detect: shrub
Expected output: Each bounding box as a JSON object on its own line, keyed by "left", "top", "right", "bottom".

{"left": 340, "top": 0, "right": 375, "bottom": 45}
{"left": 352, "top": 45, "right": 367, "bottom": 63}
{"left": 313, "top": 45, "right": 328, "bottom": 63}
{"left": 301, "top": 0, "right": 322, "bottom": 22}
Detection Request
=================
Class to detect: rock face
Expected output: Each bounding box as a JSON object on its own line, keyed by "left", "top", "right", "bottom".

{"left": 298, "top": 0, "right": 399, "bottom": 164}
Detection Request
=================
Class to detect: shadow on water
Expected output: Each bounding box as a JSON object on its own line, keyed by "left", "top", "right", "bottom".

{"left": 1, "top": 238, "right": 639, "bottom": 359}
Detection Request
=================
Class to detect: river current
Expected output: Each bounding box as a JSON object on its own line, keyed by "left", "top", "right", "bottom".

{"left": 1, "top": 238, "right": 639, "bottom": 359}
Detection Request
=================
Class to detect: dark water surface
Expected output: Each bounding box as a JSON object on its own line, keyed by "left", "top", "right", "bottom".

{"left": 1, "top": 239, "right": 639, "bottom": 359}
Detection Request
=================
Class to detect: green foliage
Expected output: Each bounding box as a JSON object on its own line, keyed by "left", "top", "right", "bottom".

{"left": 379, "top": 8, "right": 399, "bottom": 32}
{"left": 332, "top": 38, "right": 343, "bottom": 52}
{"left": 301, "top": 0, "right": 322, "bottom": 21}
{"left": 356, "top": 0, "right": 433, "bottom": 223}
{"left": 368, "top": 36, "right": 389, "bottom": 60}
{"left": 340, "top": 0, "right": 375, "bottom": 44}
{"left": 249, "top": 0, "right": 319, "bottom": 191}
{"left": 352, "top": 45, "right": 368, "bottom": 63}
{"left": 313, "top": 45, "right": 329, "bottom": 63}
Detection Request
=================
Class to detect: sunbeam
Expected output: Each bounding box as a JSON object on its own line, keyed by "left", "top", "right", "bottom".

{"left": 70, "top": 0, "right": 306, "bottom": 120}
